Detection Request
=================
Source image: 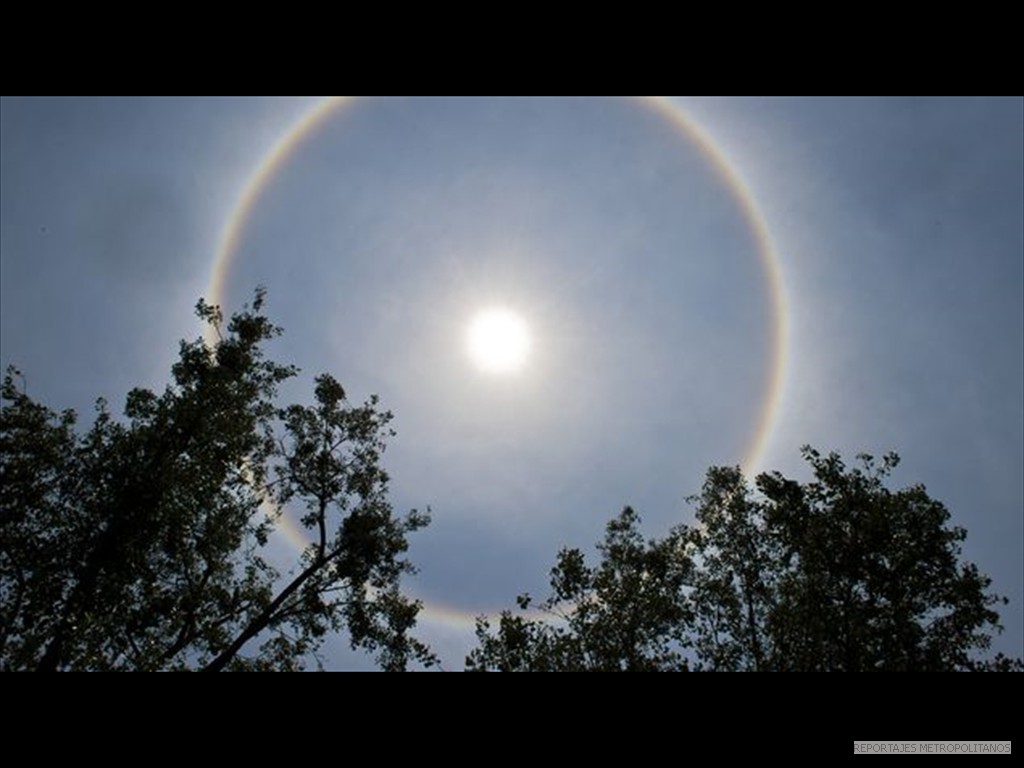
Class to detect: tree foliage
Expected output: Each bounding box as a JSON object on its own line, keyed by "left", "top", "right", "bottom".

{"left": 467, "top": 448, "right": 1021, "bottom": 672}
{"left": 466, "top": 507, "right": 692, "bottom": 671}
{"left": 0, "top": 289, "right": 433, "bottom": 671}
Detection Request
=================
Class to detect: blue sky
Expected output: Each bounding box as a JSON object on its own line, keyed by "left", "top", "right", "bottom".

{"left": 2, "top": 96, "right": 1020, "bottom": 669}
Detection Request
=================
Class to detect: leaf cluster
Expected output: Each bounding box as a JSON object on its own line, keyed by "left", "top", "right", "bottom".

{"left": 1, "top": 289, "right": 433, "bottom": 671}
{"left": 467, "top": 448, "right": 1020, "bottom": 672}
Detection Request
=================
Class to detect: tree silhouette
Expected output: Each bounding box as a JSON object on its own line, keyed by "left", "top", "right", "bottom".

{"left": 466, "top": 507, "right": 691, "bottom": 671}
{"left": 467, "top": 448, "right": 1021, "bottom": 671}
{"left": 1, "top": 289, "right": 433, "bottom": 671}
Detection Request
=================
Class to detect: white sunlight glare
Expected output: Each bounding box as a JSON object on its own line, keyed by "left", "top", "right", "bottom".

{"left": 466, "top": 308, "right": 531, "bottom": 375}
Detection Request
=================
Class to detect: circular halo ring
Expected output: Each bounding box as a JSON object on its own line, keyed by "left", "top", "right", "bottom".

{"left": 206, "top": 96, "right": 790, "bottom": 632}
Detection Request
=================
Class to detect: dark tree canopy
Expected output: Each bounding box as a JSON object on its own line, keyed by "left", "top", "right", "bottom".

{"left": 467, "top": 448, "right": 1021, "bottom": 672}
{"left": 0, "top": 290, "right": 434, "bottom": 671}
{"left": 466, "top": 507, "right": 692, "bottom": 672}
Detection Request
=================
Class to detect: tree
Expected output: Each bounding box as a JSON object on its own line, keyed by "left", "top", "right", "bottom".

{"left": 0, "top": 289, "right": 434, "bottom": 671}
{"left": 466, "top": 507, "right": 693, "bottom": 671}
{"left": 466, "top": 448, "right": 1020, "bottom": 671}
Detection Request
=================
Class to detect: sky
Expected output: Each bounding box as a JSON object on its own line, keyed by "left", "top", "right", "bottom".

{"left": 2, "top": 96, "right": 1021, "bottom": 670}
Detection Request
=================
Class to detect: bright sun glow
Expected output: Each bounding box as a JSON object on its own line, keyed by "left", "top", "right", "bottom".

{"left": 467, "top": 308, "right": 531, "bottom": 374}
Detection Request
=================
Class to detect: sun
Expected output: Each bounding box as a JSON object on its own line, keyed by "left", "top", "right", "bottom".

{"left": 466, "top": 308, "right": 531, "bottom": 374}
